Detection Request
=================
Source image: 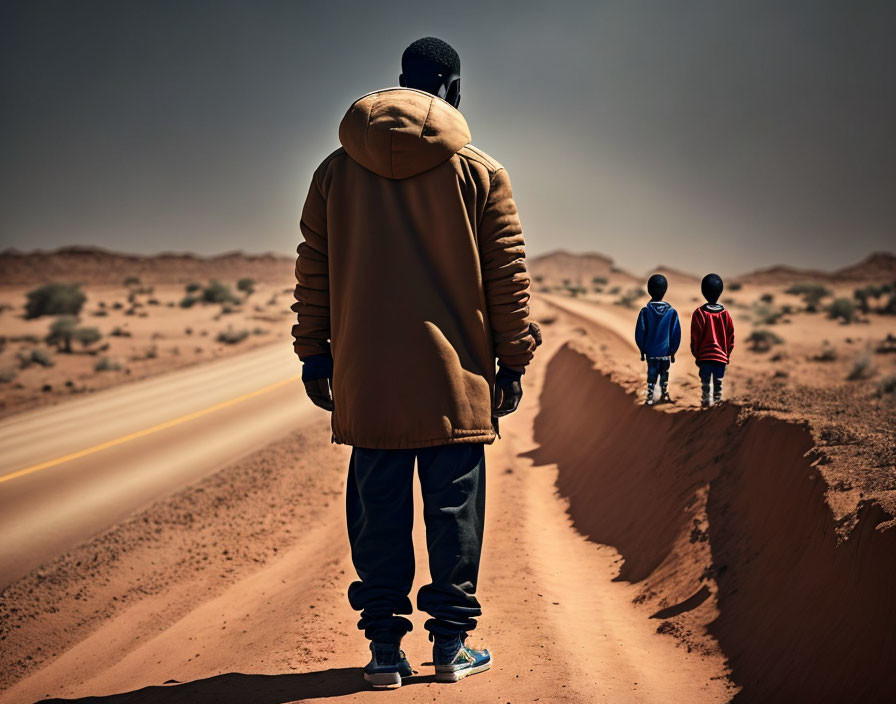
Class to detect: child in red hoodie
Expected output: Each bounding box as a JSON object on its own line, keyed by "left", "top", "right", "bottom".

{"left": 690, "top": 273, "right": 734, "bottom": 407}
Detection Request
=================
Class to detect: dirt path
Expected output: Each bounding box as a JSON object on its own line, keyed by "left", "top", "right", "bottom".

{"left": 0, "top": 305, "right": 731, "bottom": 703}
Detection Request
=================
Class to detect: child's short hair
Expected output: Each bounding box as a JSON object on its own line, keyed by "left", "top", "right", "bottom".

{"left": 701, "top": 273, "right": 723, "bottom": 303}
{"left": 647, "top": 274, "right": 667, "bottom": 300}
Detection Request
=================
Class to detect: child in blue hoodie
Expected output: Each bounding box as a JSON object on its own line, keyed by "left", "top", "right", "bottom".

{"left": 635, "top": 274, "right": 681, "bottom": 406}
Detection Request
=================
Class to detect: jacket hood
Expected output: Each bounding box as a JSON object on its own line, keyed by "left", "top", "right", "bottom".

{"left": 701, "top": 303, "right": 726, "bottom": 312}
{"left": 338, "top": 88, "right": 471, "bottom": 180}
{"left": 645, "top": 301, "right": 672, "bottom": 319}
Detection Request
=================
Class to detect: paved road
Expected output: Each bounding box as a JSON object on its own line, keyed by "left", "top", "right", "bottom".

{"left": 0, "top": 343, "right": 315, "bottom": 587}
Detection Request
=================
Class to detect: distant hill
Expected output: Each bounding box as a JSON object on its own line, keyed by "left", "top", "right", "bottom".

{"left": 529, "top": 250, "right": 638, "bottom": 285}
{"left": 0, "top": 246, "right": 294, "bottom": 286}
{"left": 736, "top": 252, "right": 896, "bottom": 285}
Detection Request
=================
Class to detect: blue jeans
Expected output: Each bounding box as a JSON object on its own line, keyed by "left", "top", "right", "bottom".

{"left": 346, "top": 443, "right": 486, "bottom": 643}
{"left": 697, "top": 361, "right": 726, "bottom": 383}
{"left": 647, "top": 358, "right": 671, "bottom": 383}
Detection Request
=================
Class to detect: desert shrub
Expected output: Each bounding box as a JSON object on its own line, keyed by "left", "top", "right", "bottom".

{"left": 786, "top": 283, "right": 832, "bottom": 309}
{"left": 25, "top": 283, "right": 86, "bottom": 319}
{"left": 853, "top": 286, "right": 879, "bottom": 314}
{"left": 785, "top": 282, "right": 832, "bottom": 312}
{"left": 45, "top": 316, "right": 79, "bottom": 352}
{"left": 180, "top": 295, "right": 198, "bottom": 308}
{"left": 252, "top": 327, "right": 269, "bottom": 335}
{"left": 110, "top": 326, "right": 131, "bottom": 337}
{"left": 608, "top": 286, "right": 621, "bottom": 295}
{"left": 94, "top": 356, "right": 122, "bottom": 372}
{"left": 147, "top": 298, "right": 160, "bottom": 306}
{"left": 91, "top": 309, "right": 108, "bottom": 317}
{"left": 111, "top": 301, "right": 124, "bottom": 310}
{"left": 846, "top": 353, "right": 875, "bottom": 381}
{"left": 143, "top": 344, "right": 158, "bottom": 359}
{"left": 16, "top": 348, "right": 55, "bottom": 369}
{"left": 203, "top": 280, "right": 238, "bottom": 304}
{"left": 123, "top": 276, "right": 141, "bottom": 287}
{"left": 74, "top": 327, "right": 102, "bottom": 348}
{"left": 0, "top": 367, "right": 18, "bottom": 383}
{"left": 216, "top": 327, "right": 249, "bottom": 344}
{"left": 728, "top": 281, "right": 743, "bottom": 291}
{"left": 875, "top": 334, "right": 896, "bottom": 354}
{"left": 759, "top": 293, "right": 774, "bottom": 303}
{"left": 221, "top": 303, "right": 240, "bottom": 314}
{"left": 565, "top": 285, "right": 587, "bottom": 298}
{"left": 875, "top": 374, "right": 896, "bottom": 396}
{"left": 614, "top": 288, "right": 641, "bottom": 308}
{"left": 753, "top": 304, "right": 784, "bottom": 325}
{"left": 592, "top": 276, "right": 609, "bottom": 286}
{"left": 827, "top": 298, "right": 857, "bottom": 323}
{"left": 882, "top": 293, "right": 896, "bottom": 316}
{"left": 747, "top": 329, "right": 783, "bottom": 352}
{"left": 237, "top": 277, "right": 255, "bottom": 295}
{"left": 813, "top": 342, "right": 838, "bottom": 362}
{"left": 185, "top": 282, "right": 202, "bottom": 293}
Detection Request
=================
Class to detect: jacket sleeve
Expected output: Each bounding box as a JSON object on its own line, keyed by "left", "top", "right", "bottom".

{"left": 290, "top": 169, "right": 331, "bottom": 359}
{"left": 725, "top": 311, "right": 735, "bottom": 357}
{"left": 634, "top": 308, "right": 647, "bottom": 353}
{"left": 479, "top": 168, "right": 535, "bottom": 370}
{"left": 690, "top": 310, "right": 702, "bottom": 358}
{"left": 669, "top": 310, "right": 682, "bottom": 356}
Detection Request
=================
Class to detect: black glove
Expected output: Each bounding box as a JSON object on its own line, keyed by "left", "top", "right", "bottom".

{"left": 494, "top": 365, "right": 523, "bottom": 417}
{"left": 529, "top": 321, "right": 543, "bottom": 348}
{"left": 301, "top": 354, "right": 334, "bottom": 412}
{"left": 671, "top": 355, "right": 676, "bottom": 363}
{"left": 640, "top": 352, "right": 645, "bottom": 362}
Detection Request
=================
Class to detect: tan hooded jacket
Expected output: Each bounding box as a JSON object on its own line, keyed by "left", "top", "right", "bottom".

{"left": 292, "top": 88, "right": 535, "bottom": 449}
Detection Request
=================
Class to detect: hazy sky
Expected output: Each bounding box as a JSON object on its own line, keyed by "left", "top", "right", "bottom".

{"left": 1, "top": 0, "right": 894, "bottom": 275}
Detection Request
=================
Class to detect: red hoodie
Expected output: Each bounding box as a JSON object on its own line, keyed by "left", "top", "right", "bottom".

{"left": 690, "top": 303, "right": 735, "bottom": 364}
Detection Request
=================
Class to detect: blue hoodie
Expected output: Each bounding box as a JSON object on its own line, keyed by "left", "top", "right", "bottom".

{"left": 635, "top": 301, "right": 681, "bottom": 358}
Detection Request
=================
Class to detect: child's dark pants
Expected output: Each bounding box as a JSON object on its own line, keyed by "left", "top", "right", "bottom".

{"left": 697, "top": 361, "right": 726, "bottom": 383}
{"left": 646, "top": 358, "right": 671, "bottom": 383}
{"left": 346, "top": 443, "right": 486, "bottom": 644}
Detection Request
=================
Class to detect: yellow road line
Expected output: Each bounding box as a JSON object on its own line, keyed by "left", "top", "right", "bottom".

{"left": 0, "top": 377, "right": 300, "bottom": 486}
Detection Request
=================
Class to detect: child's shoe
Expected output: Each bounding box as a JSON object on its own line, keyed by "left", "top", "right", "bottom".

{"left": 645, "top": 382, "right": 655, "bottom": 406}
{"left": 701, "top": 385, "right": 711, "bottom": 408}
{"left": 363, "top": 642, "right": 413, "bottom": 688}
{"left": 713, "top": 380, "right": 723, "bottom": 404}
{"left": 432, "top": 634, "right": 492, "bottom": 682}
{"left": 659, "top": 389, "right": 673, "bottom": 404}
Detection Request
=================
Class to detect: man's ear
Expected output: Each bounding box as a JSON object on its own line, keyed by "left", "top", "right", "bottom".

{"left": 399, "top": 73, "right": 406, "bottom": 87}
{"left": 445, "top": 77, "right": 461, "bottom": 108}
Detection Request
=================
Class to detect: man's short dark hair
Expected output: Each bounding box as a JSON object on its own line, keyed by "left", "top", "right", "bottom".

{"left": 401, "top": 37, "right": 460, "bottom": 79}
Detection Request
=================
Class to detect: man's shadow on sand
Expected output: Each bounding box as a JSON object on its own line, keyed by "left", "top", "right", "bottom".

{"left": 38, "top": 668, "right": 439, "bottom": 703}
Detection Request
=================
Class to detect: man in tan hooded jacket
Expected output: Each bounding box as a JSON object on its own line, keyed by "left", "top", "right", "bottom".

{"left": 292, "top": 37, "right": 538, "bottom": 687}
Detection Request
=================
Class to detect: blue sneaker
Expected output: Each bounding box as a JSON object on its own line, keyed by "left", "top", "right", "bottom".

{"left": 363, "top": 642, "right": 413, "bottom": 688}
{"left": 432, "top": 634, "right": 492, "bottom": 682}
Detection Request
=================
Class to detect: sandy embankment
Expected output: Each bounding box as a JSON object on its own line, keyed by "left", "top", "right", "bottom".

{"left": 533, "top": 339, "right": 896, "bottom": 702}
